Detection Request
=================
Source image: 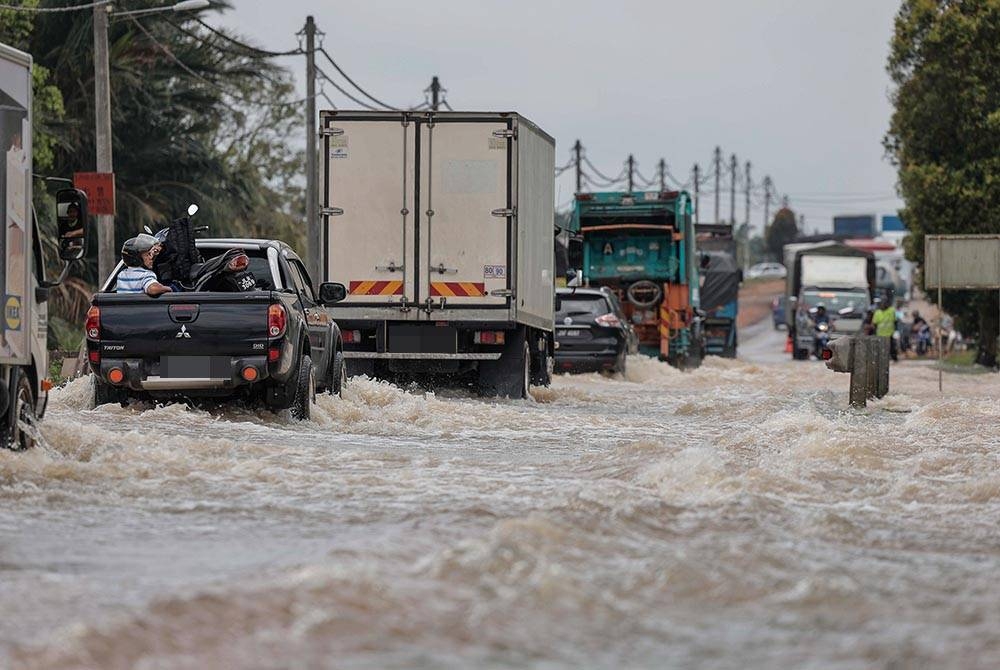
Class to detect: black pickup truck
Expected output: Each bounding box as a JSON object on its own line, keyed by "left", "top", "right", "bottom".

{"left": 87, "top": 238, "right": 347, "bottom": 419}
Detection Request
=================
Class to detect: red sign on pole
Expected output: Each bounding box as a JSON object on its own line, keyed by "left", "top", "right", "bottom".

{"left": 73, "top": 172, "right": 116, "bottom": 215}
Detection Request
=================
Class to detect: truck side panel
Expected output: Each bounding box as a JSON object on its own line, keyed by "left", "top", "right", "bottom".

{"left": 514, "top": 119, "right": 555, "bottom": 331}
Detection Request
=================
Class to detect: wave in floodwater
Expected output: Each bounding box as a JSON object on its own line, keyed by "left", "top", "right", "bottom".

{"left": 2, "top": 356, "right": 1000, "bottom": 669}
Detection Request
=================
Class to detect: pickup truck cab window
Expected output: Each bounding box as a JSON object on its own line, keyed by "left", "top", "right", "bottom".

{"left": 287, "top": 260, "right": 315, "bottom": 301}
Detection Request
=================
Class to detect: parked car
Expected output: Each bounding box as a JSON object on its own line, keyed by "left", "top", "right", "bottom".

{"left": 747, "top": 262, "right": 787, "bottom": 280}
{"left": 772, "top": 295, "right": 786, "bottom": 330}
{"left": 554, "top": 287, "right": 635, "bottom": 374}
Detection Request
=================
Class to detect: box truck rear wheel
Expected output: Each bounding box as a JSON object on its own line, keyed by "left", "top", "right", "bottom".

{"left": 3, "top": 370, "right": 37, "bottom": 451}
{"left": 477, "top": 327, "right": 530, "bottom": 399}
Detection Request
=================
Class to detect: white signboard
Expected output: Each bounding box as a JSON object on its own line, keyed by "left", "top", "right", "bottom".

{"left": 924, "top": 235, "right": 1000, "bottom": 289}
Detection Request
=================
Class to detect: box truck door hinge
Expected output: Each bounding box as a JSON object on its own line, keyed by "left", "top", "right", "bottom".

{"left": 490, "top": 289, "right": 514, "bottom": 297}
{"left": 491, "top": 208, "right": 515, "bottom": 218}
{"left": 321, "top": 207, "right": 344, "bottom": 217}
{"left": 376, "top": 261, "right": 404, "bottom": 273}
{"left": 492, "top": 129, "right": 516, "bottom": 139}
{"left": 320, "top": 127, "right": 345, "bottom": 137}
{"left": 432, "top": 263, "right": 458, "bottom": 275}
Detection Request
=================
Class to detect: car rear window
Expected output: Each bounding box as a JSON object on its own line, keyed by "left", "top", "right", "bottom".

{"left": 201, "top": 248, "right": 276, "bottom": 289}
{"left": 557, "top": 295, "right": 611, "bottom": 317}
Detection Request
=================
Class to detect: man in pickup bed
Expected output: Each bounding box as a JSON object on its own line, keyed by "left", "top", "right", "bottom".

{"left": 116, "top": 234, "right": 172, "bottom": 296}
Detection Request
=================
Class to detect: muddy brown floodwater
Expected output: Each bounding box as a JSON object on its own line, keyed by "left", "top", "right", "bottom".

{"left": 1, "top": 326, "right": 999, "bottom": 669}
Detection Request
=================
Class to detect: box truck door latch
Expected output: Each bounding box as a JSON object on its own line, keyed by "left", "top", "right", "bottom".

{"left": 491, "top": 208, "right": 515, "bottom": 218}
{"left": 424, "top": 297, "right": 447, "bottom": 314}
{"left": 492, "top": 129, "right": 516, "bottom": 139}
{"left": 433, "top": 264, "right": 458, "bottom": 275}
{"left": 321, "top": 207, "right": 344, "bottom": 217}
{"left": 320, "top": 127, "right": 345, "bottom": 137}
{"left": 376, "top": 261, "right": 404, "bottom": 273}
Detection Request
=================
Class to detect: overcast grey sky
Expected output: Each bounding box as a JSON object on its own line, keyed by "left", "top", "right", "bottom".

{"left": 218, "top": 0, "right": 904, "bottom": 234}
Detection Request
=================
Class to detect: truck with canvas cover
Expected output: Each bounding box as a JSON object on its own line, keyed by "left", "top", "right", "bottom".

{"left": 567, "top": 190, "right": 704, "bottom": 368}
{"left": 320, "top": 111, "right": 555, "bottom": 399}
{"left": 1, "top": 42, "right": 90, "bottom": 449}
{"left": 783, "top": 241, "right": 876, "bottom": 360}
{"left": 696, "top": 223, "right": 740, "bottom": 358}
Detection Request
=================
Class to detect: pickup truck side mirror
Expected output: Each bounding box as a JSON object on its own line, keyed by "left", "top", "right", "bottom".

{"left": 319, "top": 282, "right": 347, "bottom": 305}
{"left": 56, "top": 188, "right": 89, "bottom": 262}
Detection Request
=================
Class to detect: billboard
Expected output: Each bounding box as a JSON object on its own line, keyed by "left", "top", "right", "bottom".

{"left": 924, "top": 235, "right": 1000, "bottom": 289}
{"left": 833, "top": 214, "right": 875, "bottom": 238}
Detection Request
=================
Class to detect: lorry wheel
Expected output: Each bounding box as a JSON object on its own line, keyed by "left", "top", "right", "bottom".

{"left": 477, "top": 327, "right": 530, "bottom": 399}
{"left": 2, "top": 371, "right": 37, "bottom": 451}
{"left": 290, "top": 355, "right": 315, "bottom": 421}
{"left": 92, "top": 375, "right": 128, "bottom": 408}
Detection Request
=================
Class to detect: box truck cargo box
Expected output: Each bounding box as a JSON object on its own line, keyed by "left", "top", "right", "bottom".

{"left": 320, "top": 111, "right": 555, "bottom": 398}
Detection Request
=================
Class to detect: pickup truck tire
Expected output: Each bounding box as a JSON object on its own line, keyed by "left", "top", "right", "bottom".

{"left": 92, "top": 375, "right": 128, "bottom": 409}
{"left": 2, "top": 371, "right": 37, "bottom": 451}
{"left": 289, "top": 354, "right": 315, "bottom": 421}
{"left": 330, "top": 351, "right": 347, "bottom": 397}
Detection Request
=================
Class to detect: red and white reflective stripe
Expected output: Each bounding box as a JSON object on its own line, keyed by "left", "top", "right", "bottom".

{"left": 349, "top": 280, "right": 403, "bottom": 296}
{"left": 430, "top": 281, "right": 486, "bottom": 297}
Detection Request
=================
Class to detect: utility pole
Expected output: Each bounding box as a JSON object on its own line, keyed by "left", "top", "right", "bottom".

{"left": 304, "top": 16, "right": 320, "bottom": 283}
{"left": 658, "top": 158, "right": 666, "bottom": 192}
{"left": 763, "top": 175, "right": 773, "bottom": 232}
{"left": 573, "top": 139, "right": 582, "bottom": 194}
{"left": 744, "top": 161, "right": 751, "bottom": 227}
{"left": 430, "top": 76, "right": 441, "bottom": 111}
{"left": 729, "top": 153, "right": 737, "bottom": 226}
{"left": 713, "top": 146, "right": 721, "bottom": 223}
{"left": 93, "top": 3, "right": 114, "bottom": 281}
{"left": 627, "top": 154, "right": 635, "bottom": 193}
{"left": 693, "top": 163, "right": 700, "bottom": 223}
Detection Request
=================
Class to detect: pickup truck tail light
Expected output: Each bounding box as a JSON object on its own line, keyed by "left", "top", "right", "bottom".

{"left": 267, "top": 303, "right": 287, "bottom": 338}
{"left": 595, "top": 313, "right": 621, "bottom": 327}
{"left": 85, "top": 306, "right": 101, "bottom": 340}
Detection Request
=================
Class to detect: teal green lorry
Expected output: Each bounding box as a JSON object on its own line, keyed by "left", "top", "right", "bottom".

{"left": 567, "top": 190, "right": 705, "bottom": 367}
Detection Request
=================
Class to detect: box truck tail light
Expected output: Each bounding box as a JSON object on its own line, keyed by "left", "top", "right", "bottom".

{"left": 575, "top": 193, "right": 594, "bottom": 201}
{"left": 85, "top": 306, "right": 101, "bottom": 340}
{"left": 595, "top": 313, "right": 621, "bottom": 327}
{"left": 342, "top": 330, "right": 362, "bottom": 344}
{"left": 474, "top": 331, "right": 506, "bottom": 345}
{"left": 267, "top": 304, "right": 287, "bottom": 338}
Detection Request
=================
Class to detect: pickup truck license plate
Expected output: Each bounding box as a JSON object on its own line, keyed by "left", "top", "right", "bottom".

{"left": 161, "top": 356, "right": 230, "bottom": 378}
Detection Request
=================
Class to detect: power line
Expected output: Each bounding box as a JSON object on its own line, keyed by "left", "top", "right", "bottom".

{"left": 194, "top": 18, "right": 303, "bottom": 57}
{"left": 582, "top": 155, "right": 624, "bottom": 183}
{"left": 315, "top": 65, "right": 380, "bottom": 110}
{"left": 317, "top": 46, "right": 398, "bottom": 110}
{"left": 0, "top": 0, "right": 109, "bottom": 11}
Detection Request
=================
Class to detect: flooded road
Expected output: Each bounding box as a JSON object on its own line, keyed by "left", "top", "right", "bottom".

{"left": 2, "top": 327, "right": 999, "bottom": 669}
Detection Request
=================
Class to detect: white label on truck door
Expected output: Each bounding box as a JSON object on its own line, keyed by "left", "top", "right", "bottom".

{"left": 330, "top": 147, "right": 348, "bottom": 159}
{"left": 484, "top": 264, "right": 506, "bottom": 279}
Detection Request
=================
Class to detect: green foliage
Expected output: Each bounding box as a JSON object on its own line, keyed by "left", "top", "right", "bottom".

{"left": 765, "top": 207, "right": 798, "bottom": 261}
{"left": 885, "top": 0, "right": 1000, "bottom": 367}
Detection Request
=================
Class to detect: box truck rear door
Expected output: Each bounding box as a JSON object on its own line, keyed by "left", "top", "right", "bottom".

{"left": 323, "top": 117, "right": 416, "bottom": 307}
{"left": 418, "top": 120, "right": 511, "bottom": 308}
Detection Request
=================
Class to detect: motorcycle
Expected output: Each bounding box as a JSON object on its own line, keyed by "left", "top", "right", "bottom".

{"left": 813, "top": 320, "right": 831, "bottom": 359}
{"left": 914, "top": 322, "right": 932, "bottom": 356}
{"left": 146, "top": 204, "right": 256, "bottom": 292}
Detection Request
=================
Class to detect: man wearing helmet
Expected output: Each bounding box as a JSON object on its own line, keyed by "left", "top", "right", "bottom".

{"left": 115, "top": 234, "right": 172, "bottom": 296}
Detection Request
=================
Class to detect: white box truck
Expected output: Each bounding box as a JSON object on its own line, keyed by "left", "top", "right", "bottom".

{"left": 320, "top": 111, "right": 555, "bottom": 398}
{"left": 1, "top": 42, "right": 90, "bottom": 449}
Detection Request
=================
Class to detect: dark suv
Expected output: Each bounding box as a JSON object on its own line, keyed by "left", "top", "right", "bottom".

{"left": 554, "top": 287, "right": 635, "bottom": 374}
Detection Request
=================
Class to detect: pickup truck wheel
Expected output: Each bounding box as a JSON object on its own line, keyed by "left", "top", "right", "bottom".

{"left": 331, "top": 351, "right": 347, "bottom": 397}
{"left": 2, "top": 372, "right": 37, "bottom": 451}
{"left": 92, "top": 375, "right": 128, "bottom": 409}
{"left": 289, "top": 354, "right": 315, "bottom": 421}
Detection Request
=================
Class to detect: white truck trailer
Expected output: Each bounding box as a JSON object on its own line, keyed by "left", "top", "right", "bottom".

{"left": 1, "top": 43, "right": 89, "bottom": 448}
{"left": 320, "top": 111, "right": 555, "bottom": 398}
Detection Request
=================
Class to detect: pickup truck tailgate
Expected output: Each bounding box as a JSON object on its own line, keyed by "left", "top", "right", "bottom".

{"left": 94, "top": 293, "right": 273, "bottom": 357}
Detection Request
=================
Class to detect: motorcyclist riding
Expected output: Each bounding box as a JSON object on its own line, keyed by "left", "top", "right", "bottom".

{"left": 812, "top": 303, "right": 831, "bottom": 359}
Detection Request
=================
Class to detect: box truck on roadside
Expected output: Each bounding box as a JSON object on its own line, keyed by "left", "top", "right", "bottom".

{"left": 320, "top": 111, "right": 555, "bottom": 398}
{"left": 1, "top": 42, "right": 90, "bottom": 448}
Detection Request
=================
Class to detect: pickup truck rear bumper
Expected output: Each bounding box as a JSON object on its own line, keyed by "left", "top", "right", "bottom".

{"left": 96, "top": 355, "right": 272, "bottom": 393}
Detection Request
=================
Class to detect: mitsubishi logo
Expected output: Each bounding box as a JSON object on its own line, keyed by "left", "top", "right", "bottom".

{"left": 176, "top": 324, "right": 191, "bottom": 339}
